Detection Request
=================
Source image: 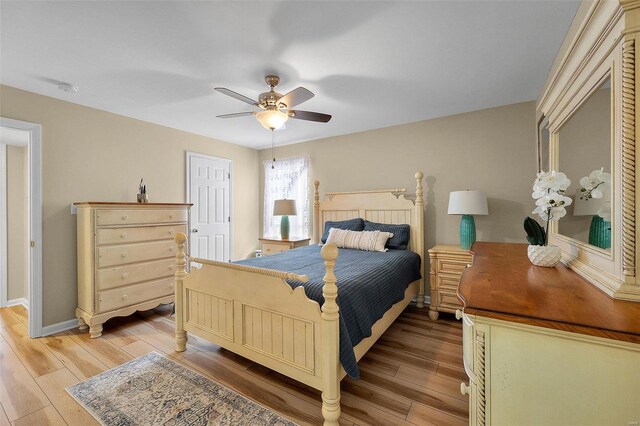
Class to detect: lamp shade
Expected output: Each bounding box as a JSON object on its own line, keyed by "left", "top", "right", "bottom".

{"left": 273, "top": 199, "right": 297, "bottom": 216}
{"left": 256, "top": 110, "right": 289, "bottom": 130}
{"left": 448, "top": 191, "right": 489, "bottom": 215}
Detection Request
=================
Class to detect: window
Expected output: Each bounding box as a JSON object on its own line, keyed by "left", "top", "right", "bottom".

{"left": 263, "top": 157, "right": 309, "bottom": 238}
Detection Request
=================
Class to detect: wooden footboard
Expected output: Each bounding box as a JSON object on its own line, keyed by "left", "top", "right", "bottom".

{"left": 174, "top": 233, "right": 341, "bottom": 424}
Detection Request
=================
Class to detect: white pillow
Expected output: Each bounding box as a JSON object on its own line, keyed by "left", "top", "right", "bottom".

{"left": 325, "top": 228, "right": 393, "bottom": 252}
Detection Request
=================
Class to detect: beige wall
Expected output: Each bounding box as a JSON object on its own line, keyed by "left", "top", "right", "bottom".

{"left": 6, "top": 144, "right": 28, "bottom": 301}
{"left": 0, "top": 85, "right": 260, "bottom": 326}
{"left": 260, "top": 101, "right": 537, "bottom": 290}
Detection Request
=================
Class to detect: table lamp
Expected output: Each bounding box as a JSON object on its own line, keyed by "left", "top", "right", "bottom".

{"left": 448, "top": 190, "right": 489, "bottom": 250}
{"left": 273, "top": 199, "right": 297, "bottom": 240}
{"left": 573, "top": 191, "right": 611, "bottom": 249}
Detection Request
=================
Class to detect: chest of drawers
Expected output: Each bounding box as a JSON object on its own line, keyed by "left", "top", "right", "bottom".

{"left": 428, "top": 244, "right": 473, "bottom": 320}
{"left": 75, "top": 202, "right": 191, "bottom": 337}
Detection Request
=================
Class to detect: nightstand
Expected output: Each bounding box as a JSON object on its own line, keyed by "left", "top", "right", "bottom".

{"left": 427, "top": 244, "right": 473, "bottom": 320}
{"left": 259, "top": 236, "right": 310, "bottom": 256}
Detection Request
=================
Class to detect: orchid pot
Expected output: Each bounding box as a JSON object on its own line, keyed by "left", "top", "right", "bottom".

{"left": 527, "top": 244, "right": 561, "bottom": 267}
{"left": 524, "top": 170, "right": 572, "bottom": 268}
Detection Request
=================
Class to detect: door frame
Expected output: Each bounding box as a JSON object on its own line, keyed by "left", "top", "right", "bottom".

{"left": 0, "top": 117, "right": 43, "bottom": 338}
{"left": 185, "top": 151, "right": 233, "bottom": 261}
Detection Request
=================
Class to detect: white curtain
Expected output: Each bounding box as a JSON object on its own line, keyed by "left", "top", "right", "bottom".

{"left": 263, "top": 157, "right": 309, "bottom": 238}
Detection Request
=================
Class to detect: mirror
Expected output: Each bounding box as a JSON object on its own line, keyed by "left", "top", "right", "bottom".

{"left": 557, "top": 76, "right": 611, "bottom": 250}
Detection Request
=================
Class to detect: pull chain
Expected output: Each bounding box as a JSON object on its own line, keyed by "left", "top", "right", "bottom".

{"left": 271, "top": 130, "right": 276, "bottom": 169}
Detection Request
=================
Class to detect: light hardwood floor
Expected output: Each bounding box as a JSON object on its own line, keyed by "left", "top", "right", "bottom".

{"left": 0, "top": 304, "right": 468, "bottom": 425}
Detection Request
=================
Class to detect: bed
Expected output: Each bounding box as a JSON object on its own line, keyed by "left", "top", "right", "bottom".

{"left": 172, "top": 172, "right": 425, "bottom": 425}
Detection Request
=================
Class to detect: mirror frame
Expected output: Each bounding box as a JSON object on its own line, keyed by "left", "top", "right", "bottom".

{"left": 537, "top": 0, "right": 639, "bottom": 301}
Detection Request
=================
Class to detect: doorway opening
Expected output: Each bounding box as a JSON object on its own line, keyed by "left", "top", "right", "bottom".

{"left": 0, "top": 117, "right": 43, "bottom": 338}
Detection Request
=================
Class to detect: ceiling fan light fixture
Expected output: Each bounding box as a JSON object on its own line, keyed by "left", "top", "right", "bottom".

{"left": 255, "top": 109, "right": 288, "bottom": 130}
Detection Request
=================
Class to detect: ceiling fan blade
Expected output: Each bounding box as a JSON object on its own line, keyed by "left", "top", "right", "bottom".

{"left": 288, "top": 110, "right": 332, "bottom": 123}
{"left": 278, "top": 87, "right": 314, "bottom": 109}
{"left": 216, "top": 112, "right": 256, "bottom": 118}
{"left": 214, "top": 87, "right": 258, "bottom": 106}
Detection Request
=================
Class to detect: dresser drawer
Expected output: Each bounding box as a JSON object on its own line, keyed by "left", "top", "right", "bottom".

{"left": 96, "top": 209, "right": 187, "bottom": 226}
{"left": 437, "top": 258, "right": 471, "bottom": 275}
{"left": 97, "top": 224, "right": 186, "bottom": 245}
{"left": 262, "top": 243, "right": 288, "bottom": 255}
{"left": 97, "top": 258, "right": 176, "bottom": 290}
{"left": 437, "top": 274, "right": 462, "bottom": 292}
{"left": 437, "top": 289, "right": 463, "bottom": 310}
{"left": 97, "top": 240, "right": 176, "bottom": 267}
{"left": 98, "top": 277, "right": 174, "bottom": 313}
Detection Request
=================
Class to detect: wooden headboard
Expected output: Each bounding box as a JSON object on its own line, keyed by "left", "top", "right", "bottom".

{"left": 312, "top": 172, "right": 425, "bottom": 303}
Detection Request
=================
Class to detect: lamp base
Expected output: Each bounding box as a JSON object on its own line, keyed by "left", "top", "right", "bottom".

{"left": 460, "top": 215, "right": 476, "bottom": 250}
{"left": 588, "top": 215, "right": 611, "bottom": 249}
{"left": 280, "top": 215, "right": 290, "bottom": 240}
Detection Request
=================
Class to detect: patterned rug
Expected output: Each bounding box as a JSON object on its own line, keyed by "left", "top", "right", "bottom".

{"left": 66, "top": 351, "right": 297, "bottom": 426}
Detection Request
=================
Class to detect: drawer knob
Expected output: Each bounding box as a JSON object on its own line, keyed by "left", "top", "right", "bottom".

{"left": 122, "top": 273, "right": 129, "bottom": 279}
{"left": 121, "top": 252, "right": 128, "bottom": 258}
{"left": 460, "top": 382, "right": 470, "bottom": 395}
{"left": 170, "top": 283, "right": 174, "bottom": 288}
{"left": 455, "top": 309, "right": 463, "bottom": 320}
{"left": 122, "top": 215, "right": 128, "bottom": 220}
{"left": 169, "top": 229, "right": 174, "bottom": 234}
{"left": 169, "top": 214, "right": 175, "bottom": 219}
{"left": 121, "top": 233, "right": 127, "bottom": 238}
{"left": 169, "top": 265, "right": 175, "bottom": 270}
{"left": 122, "top": 295, "right": 128, "bottom": 300}
{"left": 169, "top": 247, "right": 174, "bottom": 252}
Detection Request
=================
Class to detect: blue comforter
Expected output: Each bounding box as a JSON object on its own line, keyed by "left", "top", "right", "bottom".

{"left": 236, "top": 244, "right": 421, "bottom": 378}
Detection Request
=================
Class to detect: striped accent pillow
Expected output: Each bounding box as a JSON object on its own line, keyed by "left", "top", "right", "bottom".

{"left": 326, "top": 228, "right": 394, "bottom": 252}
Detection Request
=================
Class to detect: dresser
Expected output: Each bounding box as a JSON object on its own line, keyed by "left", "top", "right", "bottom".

{"left": 458, "top": 242, "right": 640, "bottom": 425}
{"left": 428, "top": 245, "right": 472, "bottom": 320}
{"left": 258, "top": 236, "right": 310, "bottom": 256}
{"left": 75, "top": 202, "right": 191, "bottom": 338}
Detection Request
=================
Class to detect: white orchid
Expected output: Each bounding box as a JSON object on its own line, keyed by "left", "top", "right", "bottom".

{"left": 529, "top": 170, "right": 572, "bottom": 244}
{"left": 532, "top": 170, "right": 571, "bottom": 199}
{"left": 532, "top": 192, "right": 573, "bottom": 221}
{"left": 579, "top": 167, "right": 611, "bottom": 201}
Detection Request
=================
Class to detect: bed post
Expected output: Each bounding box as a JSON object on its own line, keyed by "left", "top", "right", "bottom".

{"left": 313, "top": 180, "right": 321, "bottom": 244}
{"left": 415, "top": 171, "right": 425, "bottom": 308}
{"left": 175, "top": 232, "right": 188, "bottom": 352}
{"left": 320, "top": 243, "right": 340, "bottom": 426}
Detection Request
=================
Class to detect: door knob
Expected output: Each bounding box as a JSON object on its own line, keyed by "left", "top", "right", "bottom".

{"left": 192, "top": 228, "right": 198, "bottom": 233}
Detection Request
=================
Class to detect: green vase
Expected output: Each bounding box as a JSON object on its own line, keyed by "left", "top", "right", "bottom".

{"left": 280, "top": 215, "right": 290, "bottom": 240}
{"left": 588, "top": 215, "right": 610, "bottom": 249}
{"left": 460, "top": 214, "right": 476, "bottom": 250}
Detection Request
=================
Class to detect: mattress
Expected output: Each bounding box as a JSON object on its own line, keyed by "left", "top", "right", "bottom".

{"left": 236, "top": 244, "right": 422, "bottom": 378}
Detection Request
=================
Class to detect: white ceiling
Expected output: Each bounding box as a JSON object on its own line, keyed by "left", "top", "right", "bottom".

{"left": 0, "top": 1, "right": 579, "bottom": 149}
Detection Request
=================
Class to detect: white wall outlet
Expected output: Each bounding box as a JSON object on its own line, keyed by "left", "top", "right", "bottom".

{"left": 70, "top": 204, "right": 77, "bottom": 215}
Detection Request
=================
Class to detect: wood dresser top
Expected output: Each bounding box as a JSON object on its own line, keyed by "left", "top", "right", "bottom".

{"left": 458, "top": 242, "right": 640, "bottom": 344}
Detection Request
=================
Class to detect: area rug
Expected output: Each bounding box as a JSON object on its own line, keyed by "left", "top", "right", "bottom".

{"left": 66, "top": 351, "right": 297, "bottom": 425}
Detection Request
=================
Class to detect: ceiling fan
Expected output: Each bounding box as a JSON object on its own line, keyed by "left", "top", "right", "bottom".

{"left": 215, "top": 75, "right": 332, "bottom": 130}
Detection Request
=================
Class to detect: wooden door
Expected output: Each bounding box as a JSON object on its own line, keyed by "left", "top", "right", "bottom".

{"left": 188, "top": 153, "right": 231, "bottom": 261}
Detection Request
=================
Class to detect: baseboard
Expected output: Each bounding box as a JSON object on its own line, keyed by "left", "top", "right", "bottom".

{"left": 41, "top": 318, "right": 78, "bottom": 336}
{"left": 412, "top": 295, "right": 431, "bottom": 305}
{"left": 6, "top": 297, "right": 28, "bottom": 309}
